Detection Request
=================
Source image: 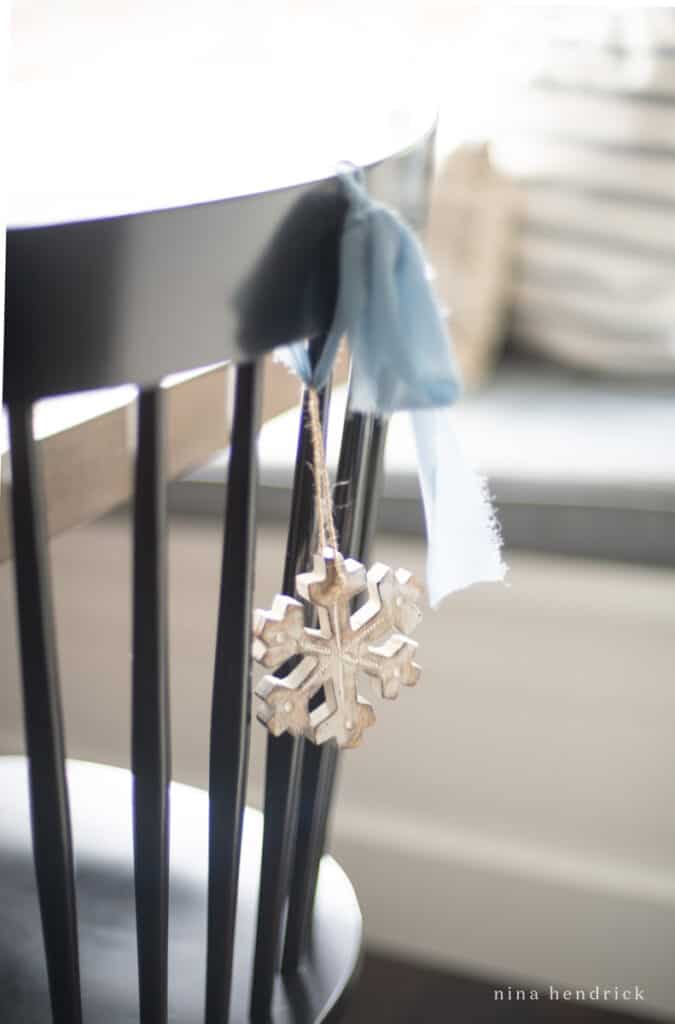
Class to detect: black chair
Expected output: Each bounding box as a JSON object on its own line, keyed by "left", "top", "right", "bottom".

{"left": 2, "top": 129, "right": 434, "bottom": 1023}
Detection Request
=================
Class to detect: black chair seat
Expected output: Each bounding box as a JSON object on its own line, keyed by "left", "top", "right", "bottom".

{"left": 0, "top": 757, "right": 361, "bottom": 1024}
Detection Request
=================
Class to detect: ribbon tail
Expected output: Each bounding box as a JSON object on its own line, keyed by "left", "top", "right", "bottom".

{"left": 411, "top": 408, "right": 507, "bottom": 608}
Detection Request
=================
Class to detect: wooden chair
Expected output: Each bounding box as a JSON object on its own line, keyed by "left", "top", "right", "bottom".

{"left": 1, "top": 126, "right": 434, "bottom": 1022}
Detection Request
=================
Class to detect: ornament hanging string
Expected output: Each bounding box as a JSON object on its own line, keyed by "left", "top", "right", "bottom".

{"left": 307, "top": 386, "right": 344, "bottom": 582}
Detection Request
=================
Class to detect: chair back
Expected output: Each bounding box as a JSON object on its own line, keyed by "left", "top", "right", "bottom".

{"left": 3, "top": 135, "right": 433, "bottom": 1023}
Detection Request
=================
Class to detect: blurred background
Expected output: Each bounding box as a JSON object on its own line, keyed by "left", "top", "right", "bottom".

{"left": 2, "top": 4, "right": 675, "bottom": 1021}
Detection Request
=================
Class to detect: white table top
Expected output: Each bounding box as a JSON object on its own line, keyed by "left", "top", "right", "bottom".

{"left": 9, "top": 2, "right": 437, "bottom": 227}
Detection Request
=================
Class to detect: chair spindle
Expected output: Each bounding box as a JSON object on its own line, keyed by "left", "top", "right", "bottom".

{"left": 251, "top": 351, "right": 331, "bottom": 1020}
{"left": 205, "top": 361, "right": 262, "bottom": 1024}
{"left": 283, "top": 401, "right": 388, "bottom": 972}
{"left": 132, "top": 386, "right": 171, "bottom": 1024}
{"left": 8, "top": 402, "right": 83, "bottom": 1024}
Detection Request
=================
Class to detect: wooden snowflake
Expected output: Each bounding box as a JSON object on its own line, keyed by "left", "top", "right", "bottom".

{"left": 252, "top": 548, "right": 422, "bottom": 748}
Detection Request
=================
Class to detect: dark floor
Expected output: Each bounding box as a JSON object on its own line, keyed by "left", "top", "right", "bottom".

{"left": 346, "top": 953, "right": 666, "bottom": 1024}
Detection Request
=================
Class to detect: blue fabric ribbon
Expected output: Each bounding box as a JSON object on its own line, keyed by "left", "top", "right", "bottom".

{"left": 283, "top": 169, "right": 505, "bottom": 606}
{"left": 284, "top": 169, "right": 461, "bottom": 413}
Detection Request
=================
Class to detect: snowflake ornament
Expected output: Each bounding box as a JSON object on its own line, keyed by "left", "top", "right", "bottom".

{"left": 252, "top": 548, "right": 422, "bottom": 748}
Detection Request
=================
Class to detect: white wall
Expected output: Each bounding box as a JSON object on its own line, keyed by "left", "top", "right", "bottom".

{"left": 1, "top": 517, "right": 674, "bottom": 1018}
